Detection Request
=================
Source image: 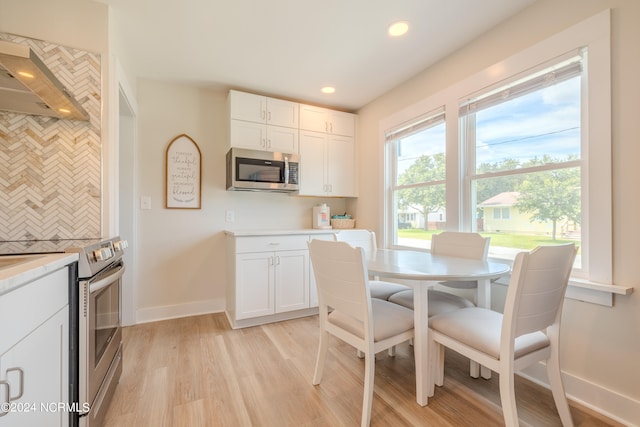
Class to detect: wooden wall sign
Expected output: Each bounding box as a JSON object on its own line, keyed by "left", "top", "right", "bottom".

{"left": 165, "top": 134, "right": 202, "bottom": 209}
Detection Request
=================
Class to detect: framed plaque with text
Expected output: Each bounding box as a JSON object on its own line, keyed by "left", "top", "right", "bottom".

{"left": 165, "top": 134, "right": 202, "bottom": 209}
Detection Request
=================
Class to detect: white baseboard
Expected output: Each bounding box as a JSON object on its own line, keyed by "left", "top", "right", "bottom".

{"left": 521, "top": 363, "right": 639, "bottom": 427}
{"left": 135, "top": 298, "right": 226, "bottom": 324}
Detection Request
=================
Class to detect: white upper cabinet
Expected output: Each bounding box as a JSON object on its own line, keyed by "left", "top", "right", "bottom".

{"left": 298, "top": 130, "right": 356, "bottom": 197}
{"left": 229, "top": 120, "right": 299, "bottom": 153}
{"left": 299, "top": 104, "right": 355, "bottom": 137}
{"left": 298, "top": 103, "right": 357, "bottom": 197}
{"left": 230, "top": 90, "right": 299, "bottom": 128}
{"left": 229, "top": 90, "right": 300, "bottom": 152}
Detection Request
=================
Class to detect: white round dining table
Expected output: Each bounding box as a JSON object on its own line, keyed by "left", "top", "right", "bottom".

{"left": 366, "top": 249, "right": 511, "bottom": 406}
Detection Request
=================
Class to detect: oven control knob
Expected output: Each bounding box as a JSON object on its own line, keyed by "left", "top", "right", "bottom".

{"left": 92, "top": 249, "right": 104, "bottom": 261}
{"left": 113, "top": 240, "right": 128, "bottom": 251}
{"left": 93, "top": 248, "right": 112, "bottom": 262}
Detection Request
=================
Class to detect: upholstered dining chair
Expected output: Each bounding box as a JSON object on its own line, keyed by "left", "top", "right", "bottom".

{"left": 308, "top": 239, "right": 414, "bottom": 427}
{"left": 334, "top": 229, "right": 413, "bottom": 358}
{"left": 428, "top": 243, "right": 577, "bottom": 427}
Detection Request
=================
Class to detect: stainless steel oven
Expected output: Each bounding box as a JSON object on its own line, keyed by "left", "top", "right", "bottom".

{"left": 78, "top": 258, "right": 124, "bottom": 427}
{"left": 69, "top": 237, "right": 127, "bottom": 427}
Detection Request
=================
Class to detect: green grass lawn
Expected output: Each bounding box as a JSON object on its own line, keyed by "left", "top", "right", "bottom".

{"left": 397, "top": 229, "right": 579, "bottom": 250}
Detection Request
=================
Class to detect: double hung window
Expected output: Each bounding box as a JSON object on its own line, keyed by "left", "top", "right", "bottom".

{"left": 460, "top": 52, "right": 583, "bottom": 266}
{"left": 386, "top": 110, "right": 446, "bottom": 249}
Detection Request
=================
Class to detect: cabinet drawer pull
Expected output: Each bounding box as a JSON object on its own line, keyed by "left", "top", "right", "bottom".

{"left": 0, "top": 380, "right": 9, "bottom": 417}
{"left": 6, "top": 368, "right": 24, "bottom": 401}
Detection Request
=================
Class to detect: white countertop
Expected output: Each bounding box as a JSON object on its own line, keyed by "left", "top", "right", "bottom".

{"left": 225, "top": 228, "right": 339, "bottom": 237}
{"left": 0, "top": 252, "right": 78, "bottom": 296}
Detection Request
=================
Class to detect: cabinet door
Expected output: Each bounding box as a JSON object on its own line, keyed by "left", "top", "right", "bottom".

{"left": 0, "top": 307, "right": 68, "bottom": 427}
{"left": 298, "top": 131, "right": 327, "bottom": 196}
{"left": 300, "top": 104, "right": 355, "bottom": 137}
{"left": 328, "top": 111, "right": 355, "bottom": 137}
{"left": 236, "top": 253, "right": 275, "bottom": 319}
{"left": 266, "top": 126, "right": 299, "bottom": 153}
{"left": 274, "top": 250, "right": 309, "bottom": 313}
{"left": 267, "top": 98, "right": 299, "bottom": 128}
{"left": 299, "top": 104, "right": 328, "bottom": 133}
{"left": 327, "top": 135, "right": 356, "bottom": 197}
{"left": 229, "top": 90, "right": 266, "bottom": 123}
{"left": 230, "top": 120, "right": 267, "bottom": 150}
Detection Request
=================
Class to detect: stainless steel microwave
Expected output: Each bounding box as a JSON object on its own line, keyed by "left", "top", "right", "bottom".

{"left": 226, "top": 147, "right": 299, "bottom": 192}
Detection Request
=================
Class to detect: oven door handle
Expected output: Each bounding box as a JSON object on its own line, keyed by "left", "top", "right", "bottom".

{"left": 89, "top": 264, "right": 126, "bottom": 294}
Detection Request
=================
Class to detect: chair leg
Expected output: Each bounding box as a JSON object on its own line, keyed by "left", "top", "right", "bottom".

{"left": 312, "top": 330, "right": 329, "bottom": 385}
{"left": 357, "top": 349, "right": 365, "bottom": 359}
{"left": 470, "top": 360, "right": 480, "bottom": 378}
{"left": 546, "top": 353, "right": 574, "bottom": 427}
{"left": 387, "top": 345, "right": 396, "bottom": 357}
{"left": 498, "top": 366, "right": 519, "bottom": 427}
{"left": 428, "top": 335, "right": 445, "bottom": 396}
{"left": 428, "top": 339, "right": 437, "bottom": 397}
{"left": 361, "top": 350, "right": 375, "bottom": 427}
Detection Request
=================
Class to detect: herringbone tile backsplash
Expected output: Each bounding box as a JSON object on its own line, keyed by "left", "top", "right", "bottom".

{"left": 0, "top": 33, "right": 101, "bottom": 241}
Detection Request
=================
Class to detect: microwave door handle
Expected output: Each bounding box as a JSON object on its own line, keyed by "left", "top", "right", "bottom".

{"left": 284, "top": 157, "right": 290, "bottom": 184}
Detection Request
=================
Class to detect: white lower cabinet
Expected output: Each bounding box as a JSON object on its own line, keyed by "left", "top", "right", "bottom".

{"left": 227, "top": 234, "right": 310, "bottom": 328}
{"left": 235, "top": 249, "right": 309, "bottom": 319}
{"left": 0, "top": 267, "right": 70, "bottom": 427}
{"left": 226, "top": 232, "right": 333, "bottom": 328}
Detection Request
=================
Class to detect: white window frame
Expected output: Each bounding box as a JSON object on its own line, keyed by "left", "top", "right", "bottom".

{"left": 381, "top": 10, "right": 631, "bottom": 305}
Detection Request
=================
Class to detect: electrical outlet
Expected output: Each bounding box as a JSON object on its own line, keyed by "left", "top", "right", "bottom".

{"left": 225, "top": 210, "right": 235, "bottom": 222}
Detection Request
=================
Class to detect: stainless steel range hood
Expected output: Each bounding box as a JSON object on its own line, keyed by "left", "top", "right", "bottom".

{"left": 0, "top": 40, "right": 89, "bottom": 121}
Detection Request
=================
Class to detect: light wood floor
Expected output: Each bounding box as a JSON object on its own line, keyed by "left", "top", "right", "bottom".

{"left": 104, "top": 313, "right": 622, "bottom": 427}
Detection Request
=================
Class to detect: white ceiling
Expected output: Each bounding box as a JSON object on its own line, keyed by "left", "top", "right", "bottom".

{"left": 100, "top": 0, "right": 536, "bottom": 111}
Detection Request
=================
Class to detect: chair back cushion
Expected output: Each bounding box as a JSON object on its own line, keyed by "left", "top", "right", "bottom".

{"left": 309, "top": 239, "right": 371, "bottom": 324}
{"left": 506, "top": 243, "right": 577, "bottom": 338}
{"left": 334, "top": 229, "right": 377, "bottom": 254}
{"left": 431, "top": 231, "right": 489, "bottom": 260}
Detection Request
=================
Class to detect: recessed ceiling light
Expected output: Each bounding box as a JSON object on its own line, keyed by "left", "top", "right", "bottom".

{"left": 388, "top": 21, "right": 409, "bottom": 37}
{"left": 321, "top": 86, "right": 336, "bottom": 94}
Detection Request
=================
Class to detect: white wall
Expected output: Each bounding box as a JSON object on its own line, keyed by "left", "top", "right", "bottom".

{"left": 135, "top": 79, "right": 346, "bottom": 321}
{"left": 355, "top": 0, "right": 640, "bottom": 423}
{"left": 0, "top": 0, "right": 107, "bottom": 53}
